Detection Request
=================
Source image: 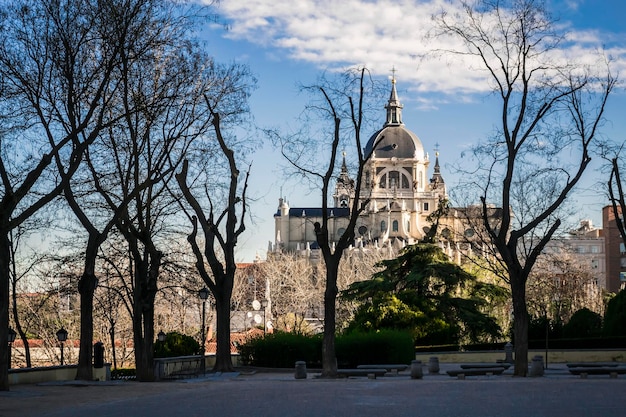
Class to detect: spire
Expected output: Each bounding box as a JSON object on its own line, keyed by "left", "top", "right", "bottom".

{"left": 384, "top": 68, "right": 403, "bottom": 126}
{"left": 337, "top": 151, "right": 354, "bottom": 188}
{"left": 430, "top": 149, "right": 445, "bottom": 189}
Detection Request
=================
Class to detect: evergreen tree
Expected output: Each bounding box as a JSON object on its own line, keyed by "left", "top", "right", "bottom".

{"left": 342, "top": 244, "right": 505, "bottom": 345}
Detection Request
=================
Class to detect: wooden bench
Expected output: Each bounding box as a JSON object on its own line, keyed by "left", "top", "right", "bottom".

{"left": 446, "top": 367, "right": 506, "bottom": 379}
{"left": 337, "top": 368, "right": 387, "bottom": 378}
{"left": 356, "top": 364, "right": 409, "bottom": 372}
{"left": 568, "top": 367, "right": 626, "bottom": 379}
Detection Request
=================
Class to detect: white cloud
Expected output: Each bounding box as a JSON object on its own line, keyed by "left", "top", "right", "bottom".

{"left": 211, "top": 0, "right": 625, "bottom": 95}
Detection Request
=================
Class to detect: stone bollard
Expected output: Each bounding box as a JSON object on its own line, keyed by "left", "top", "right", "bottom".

{"left": 428, "top": 356, "right": 440, "bottom": 374}
{"left": 410, "top": 360, "right": 423, "bottom": 379}
{"left": 504, "top": 342, "right": 514, "bottom": 364}
{"left": 294, "top": 361, "right": 307, "bottom": 379}
{"left": 529, "top": 355, "right": 544, "bottom": 377}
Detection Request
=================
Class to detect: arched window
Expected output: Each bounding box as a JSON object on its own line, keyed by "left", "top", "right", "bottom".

{"left": 406, "top": 221, "right": 410, "bottom": 233}
{"left": 380, "top": 169, "right": 411, "bottom": 189}
{"left": 392, "top": 220, "right": 399, "bottom": 232}
{"left": 402, "top": 174, "right": 410, "bottom": 189}
{"left": 380, "top": 220, "right": 386, "bottom": 232}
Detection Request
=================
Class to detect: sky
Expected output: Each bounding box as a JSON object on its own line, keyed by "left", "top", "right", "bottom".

{"left": 198, "top": 0, "right": 626, "bottom": 262}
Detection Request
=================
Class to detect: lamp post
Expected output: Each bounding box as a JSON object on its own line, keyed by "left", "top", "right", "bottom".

{"left": 56, "top": 328, "right": 68, "bottom": 366}
{"left": 198, "top": 286, "right": 209, "bottom": 374}
{"left": 8, "top": 327, "right": 16, "bottom": 369}
{"left": 261, "top": 299, "right": 268, "bottom": 336}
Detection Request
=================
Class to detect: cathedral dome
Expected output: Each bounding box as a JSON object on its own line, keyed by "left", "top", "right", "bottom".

{"left": 363, "top": 77, "right": 425, "bottom": 160}
{"left": 365, "top": 125, "right": 425, "bottom": 160}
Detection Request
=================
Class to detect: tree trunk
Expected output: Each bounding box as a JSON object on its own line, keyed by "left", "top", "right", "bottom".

{"left": 213, "top": 290, "right": 234, "bottom": 372}
{"left": 109, "top": 323, "right": 117, "bottom": 370}
{"left": 0, "top": 233, "right": 10, "bottom": 391}
{"left": 132, "top": 304, "right": 156, "bottom": 381}
{"left": 511, "top": 277, "right": 529, "bottom": 377}
{"left": 132, "top": 258, "right": 157, "bottom": 382}
{"left": 321, "top": 259, "right": 339, "bottom": 378}
{"left": 76, "top": 271, "right": 97, "bottom": 380}
{"left": 141, "top": 303, "right": 156, "bottom": 380}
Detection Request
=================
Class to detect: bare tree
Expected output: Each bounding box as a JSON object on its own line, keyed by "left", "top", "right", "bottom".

{"left": 527, "top": 247, "right": 605, "bottom": 323}
{"left": 435, "top": 0, "right": 616, "bottom": 375}
{"left": 176, "top": 103, "right": 253, "bottom": 371}
{"left": 262, "top": 253, "right": 323, "bottom": 334}
{"left": 277, "top": 68, "right": 385, "bottom": 377}
{"left": 0, "top": 0, "right": 132, "bottom": 390}
{"left": 87, "top": 46, "right": 215, "bottom": 381}
{"left": 54, "top": 0, "right": 203, "bottom": 382}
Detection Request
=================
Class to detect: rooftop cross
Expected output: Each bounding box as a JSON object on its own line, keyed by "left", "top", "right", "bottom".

{"left": 390, "top": 66, "right": 397, "bottom": 83}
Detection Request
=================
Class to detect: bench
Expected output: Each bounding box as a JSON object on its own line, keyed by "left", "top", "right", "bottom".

{"left": 337, "top": 368, "right": 387, "bottom": 378}
{"left": 446, "top": 367, "right": 506, "bottom": 379}
{"left": 460, "top": 363, "right": 511, "bottom": 370}
{"left": 566, "top": 362, "right": 620, "bottom": 368}
{"left": 356, "top": 364, "right": 409, "bottom": 372}
{"left": 568, "top": 367, "right": 626, "bottom": 379}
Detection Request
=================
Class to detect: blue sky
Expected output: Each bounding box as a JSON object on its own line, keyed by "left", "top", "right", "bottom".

{"left": 199, "top": 0, "right": 626, "bottom": 262}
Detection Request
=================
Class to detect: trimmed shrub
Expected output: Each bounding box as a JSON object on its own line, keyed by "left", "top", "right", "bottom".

{"left": 563, "top": 308, "right": 602, "bottom": 338}
{"left": 336, "top": 330, "right": 415, "bottom": 368}
{"left": 237, "top": 330, "right": 415, "bottom": 368}
{"left": 237, "top": 332, "right": 322, "bottom": 368}
{"left": 154, "top": 331, "right": 201, "bottom": 358}
{"left": 604, "top": 289, "right": 626, "bottom": 337}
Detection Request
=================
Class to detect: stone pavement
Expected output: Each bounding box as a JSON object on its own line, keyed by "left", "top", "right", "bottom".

{"left": 1, "top": 363, "right": 625, "bottom": 417}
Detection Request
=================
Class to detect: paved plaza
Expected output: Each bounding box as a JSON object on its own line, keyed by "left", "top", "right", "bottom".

{"left": 1, "top": 364, "right": 625, "bottom": 417}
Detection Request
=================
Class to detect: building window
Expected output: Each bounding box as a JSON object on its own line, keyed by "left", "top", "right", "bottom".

{"left": 621, "top": 258, "right": 626, "bottom": 268}
{"left": 406, "top": 221, "right": 410, "bottom": 233}
{"left": 380, "top": 221, "right": 386, "bottom": 232}
{"left": 423, "top": 202, "right": 429, "bottom": 212}
{"left": 621, "top": 243, "right": 626, "bottom": 254}
{"left": 576, "top": 246, "right": 585, "bottom": 254}
{"left": 392, "top": 220, "right": 399, "bottom": 232}
{"left": 379, "top": 170, "right": 411, "bottom": 189}
{"left": 591, "top": 245, "right": 600, "bottom": 253}
{"left": 389, "top": 171, "right": 399, "bottom": 189}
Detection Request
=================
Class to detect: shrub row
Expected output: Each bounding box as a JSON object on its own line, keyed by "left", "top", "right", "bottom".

{"left": 238, "top": 330, "right": 415, "bottom": 368}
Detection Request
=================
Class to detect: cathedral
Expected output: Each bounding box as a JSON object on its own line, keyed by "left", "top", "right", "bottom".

{"left": 271, "top": 77, "right": 452, "bottom": 256}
